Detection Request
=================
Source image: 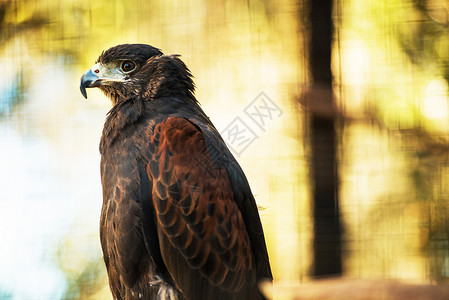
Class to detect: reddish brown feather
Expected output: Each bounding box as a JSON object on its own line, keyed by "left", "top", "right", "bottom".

{"left": 94, "top": 45, "right": 270, "bottom": 300}
{"left": 147, "top": 117, "right": 255, "bottom": 293}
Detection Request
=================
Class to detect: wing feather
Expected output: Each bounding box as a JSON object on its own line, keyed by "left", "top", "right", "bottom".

{"left": 146, "top": 117, "right": 259, "bottom": 299}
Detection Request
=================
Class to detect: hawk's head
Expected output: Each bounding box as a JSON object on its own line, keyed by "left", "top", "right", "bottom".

{"left": 80, "top": 44, "right": 195, "bottom": 105}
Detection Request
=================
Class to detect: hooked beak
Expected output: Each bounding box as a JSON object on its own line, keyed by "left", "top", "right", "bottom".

{"left": 80, "top": 69, "right": 101, "bottom": 99}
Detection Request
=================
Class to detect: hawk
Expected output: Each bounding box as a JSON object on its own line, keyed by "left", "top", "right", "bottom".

{"left": 80, "top": 44, "right": 272, "bottom": 300}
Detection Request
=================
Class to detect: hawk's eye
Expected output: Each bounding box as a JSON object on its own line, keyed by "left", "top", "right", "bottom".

{"left": 121, "top": 60, "right": 136, "bottom": 73}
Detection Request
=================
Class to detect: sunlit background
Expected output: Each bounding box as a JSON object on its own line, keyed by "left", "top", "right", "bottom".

{"left": 1, "top": 0, "right": 449, "bottom": 299}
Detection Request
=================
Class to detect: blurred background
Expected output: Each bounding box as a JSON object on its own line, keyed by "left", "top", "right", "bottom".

{"left": 1, "top": 0, "right": 449, "bottom": 299}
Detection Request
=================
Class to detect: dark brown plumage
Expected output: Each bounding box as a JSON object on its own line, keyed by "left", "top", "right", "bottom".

{"left": 80, "top": 44, "right": 272, "bottom": 300}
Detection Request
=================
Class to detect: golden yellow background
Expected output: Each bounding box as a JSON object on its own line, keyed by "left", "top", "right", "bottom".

{"left": 1, "top": 0, "right": 449, "bottom": 299}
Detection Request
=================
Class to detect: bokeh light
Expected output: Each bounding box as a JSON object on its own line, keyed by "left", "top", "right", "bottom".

{"left": 1, "top": 0, "right": 449, "bottom": 299}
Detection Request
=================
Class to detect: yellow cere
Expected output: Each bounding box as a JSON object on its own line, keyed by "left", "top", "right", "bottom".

{"left": 0, "top": 0, "right": 448, "bottom": 299}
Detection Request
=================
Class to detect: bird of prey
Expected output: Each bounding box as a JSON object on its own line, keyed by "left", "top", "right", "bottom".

{"left": 80, "top": 44, "right": 272, "bottom": 300}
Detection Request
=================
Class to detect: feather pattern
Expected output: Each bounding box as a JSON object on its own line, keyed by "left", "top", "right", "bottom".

{"left": 87, "top": 44, "right": 272, "bottom": 300}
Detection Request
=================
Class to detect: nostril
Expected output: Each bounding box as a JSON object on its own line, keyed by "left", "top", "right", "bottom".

{"left": 94, "top": 69, "right": 99, "bottom": 74}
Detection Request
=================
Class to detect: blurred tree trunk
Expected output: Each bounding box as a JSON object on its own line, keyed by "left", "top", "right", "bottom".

{"left": 307, "top": 0, "right": 342, "bottom": 276}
